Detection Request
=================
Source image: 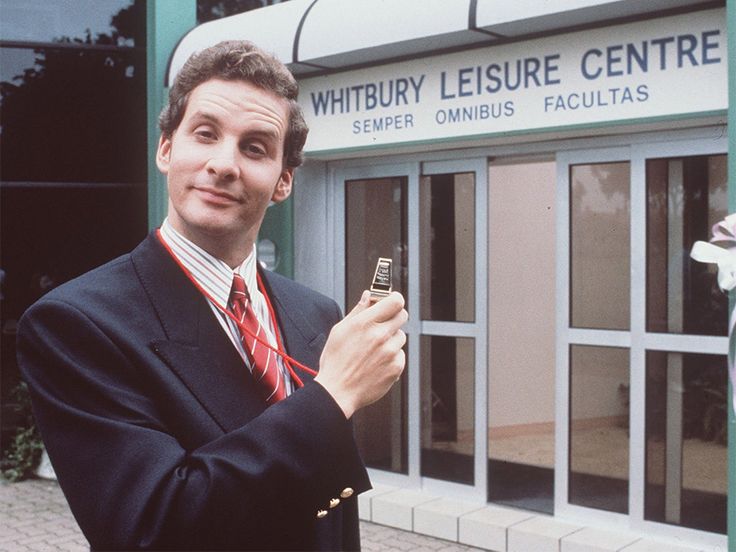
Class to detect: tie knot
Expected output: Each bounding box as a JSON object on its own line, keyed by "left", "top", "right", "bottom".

{"left": 230, "top": 273, "right": 249, "bottom": 301}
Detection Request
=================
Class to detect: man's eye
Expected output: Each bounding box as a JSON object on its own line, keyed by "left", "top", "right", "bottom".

{"left": 244, "top": 143, "right": 266, "bottom": 156}
{"left": 195, "top": 129, "right": 216, "bottom": 140}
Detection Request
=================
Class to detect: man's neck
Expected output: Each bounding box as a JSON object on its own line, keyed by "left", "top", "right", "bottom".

{"left": 162, "top": 219, "right": 254, "bottom": 269}
{"left": 206, "top": 241, "right": 252, "bottom": 270}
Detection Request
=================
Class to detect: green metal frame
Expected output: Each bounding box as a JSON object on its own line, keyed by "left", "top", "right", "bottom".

{"left": 146, "top": 0, "right": 196, "bottom": 231}
{"left": 727, "top": 0, "right": 735, "bottom": 549}
{"left": 259, "top": 199, "right": 294, "bottom": 278}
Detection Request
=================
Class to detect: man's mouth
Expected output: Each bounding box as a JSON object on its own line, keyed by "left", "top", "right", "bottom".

{"left": 194, "top": 187, "right": 239, "bottom": 203}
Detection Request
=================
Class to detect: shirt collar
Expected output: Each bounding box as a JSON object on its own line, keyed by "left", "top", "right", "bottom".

{"left": 159, "top": 219, "right": 258, "bottom": 308}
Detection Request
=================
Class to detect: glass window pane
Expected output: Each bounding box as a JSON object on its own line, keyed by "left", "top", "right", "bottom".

{"left": 646, "top": 155, "right": 728, "bottom": 336}
{"left": 0, "top": 0, "right": 147, "bottom": 468}
{"left": 0, "top": 1, "right": 141, "bottom": 46}
{"left": 569, "top": 345, "right": 629, "bottom": 513}
{"left": 421, "top": 336, "right": 474, "bottom": 484}
{"left": 645, "top": 352, "right": 727, "bottom": 534}
{"left": 353, "top": 346, "right": 409, "bottom": 474}
{"left": 345, "top": 178, "right": 407, "bottom": 305}
{"left": 346, "top": 177, "right": 408, "bottom": 473}
{"left": 487, "top": 159, "right": 556, "bottom": 514}
{"left": 419, "top": 172, "right": 475, "bottom": 322}
{"left": 0, "top": 184, "right": 148, "bottom": 431}
{"left": 1, "top": 47, "right": 146, "bottom": 183}
{"left": 570, "top": 163, "right": 630, "bottom": 330}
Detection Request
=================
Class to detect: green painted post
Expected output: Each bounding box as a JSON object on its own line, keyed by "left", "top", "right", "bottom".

{"left": 728, "top": 1, "right": 735, "bottom": 549}
{"left": 146, "top": 0, "right": 196, "bottom": 230}
{"left": 259, "top": 198, "right": 294, "bottom": 278}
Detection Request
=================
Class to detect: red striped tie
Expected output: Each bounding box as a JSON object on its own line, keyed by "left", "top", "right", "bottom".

{"left": 228, "top": 274, "right": 286, "bottom": 405}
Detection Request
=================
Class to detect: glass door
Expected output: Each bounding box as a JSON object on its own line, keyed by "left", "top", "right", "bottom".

{"left": 418, "top": 158, "right": 487, "bottom": 499}
{"left": 333, "top": 157, "right": 488, "bottom": 499}
{"left": 557, "top": 138, "right": 728, "bottom": 548}
{"left": 564, "top": 151, "right": 633, "bottom": 516}
{"left": 334, "top": 163, "right": 415, "bottom": 480}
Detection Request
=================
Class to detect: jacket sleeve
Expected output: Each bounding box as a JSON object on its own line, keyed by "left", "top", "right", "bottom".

{"left": 17, "top": 297, "right": 370, "bottom": 551}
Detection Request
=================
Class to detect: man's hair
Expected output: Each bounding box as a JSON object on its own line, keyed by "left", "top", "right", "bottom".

{"left": 159, "top": 40, "right": 308, "bottom": 168}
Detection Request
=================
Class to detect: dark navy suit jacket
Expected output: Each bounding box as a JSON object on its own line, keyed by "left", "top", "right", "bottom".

{"left": 17, "top": 232, "right": 371, "bottom": 551}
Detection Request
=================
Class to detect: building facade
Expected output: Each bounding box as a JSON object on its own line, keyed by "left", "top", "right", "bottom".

{"left": 1, "top": 1, "right": 732, "bottom": 551}
{"left": 167, "top": 1, "right": 734, "bottom": 550}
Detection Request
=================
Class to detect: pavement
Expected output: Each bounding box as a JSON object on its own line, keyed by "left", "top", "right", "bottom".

{"left": 1, "top": 479, "right": 483, "bottom": 552}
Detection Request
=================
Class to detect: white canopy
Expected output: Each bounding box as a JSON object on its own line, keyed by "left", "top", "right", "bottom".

{"left": 167, "top": 0, "right": 713, "bottom": 85}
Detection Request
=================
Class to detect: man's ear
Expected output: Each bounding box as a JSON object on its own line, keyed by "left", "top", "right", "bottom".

{"left": 155, "top": 134, "right": 172, "bottom": 175}
{"left": 271, "top": 167, "right": 293, "bottom": 203}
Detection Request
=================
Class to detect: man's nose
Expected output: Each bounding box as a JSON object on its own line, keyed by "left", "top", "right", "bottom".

{"left": 205, "top": 146, "right": 240, "bottom": 181}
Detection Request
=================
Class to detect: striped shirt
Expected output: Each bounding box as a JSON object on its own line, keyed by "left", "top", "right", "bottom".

{"left": 159, "top": 219, "right": 293, "bottom": 395}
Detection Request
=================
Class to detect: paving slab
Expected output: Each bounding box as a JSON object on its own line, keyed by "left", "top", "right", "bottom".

{"left": 0, "top": 479, "right": 485, "bottom": 552}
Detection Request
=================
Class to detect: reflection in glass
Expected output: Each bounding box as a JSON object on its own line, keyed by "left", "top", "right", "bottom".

{"left": 421, "top": 336, "right": 474, "bottom": 484}
{"left": 0, "top": 46, "right": 146, "bottom": 183}
{"left": 646, "top": 155, "right": 728, "bottom": 336}
{"left": 569, "top": 345, "right": 629, "bottom": 513}
{"left": 0, "top": 1, "right": 141, "bottom": 45}
{"left": 645, "top": 352, "right": 727, "bottom": 534}
{"left": 0, "top": 47, "right": 37, "bottom": 86}
{"left": 346, "top": 178, "right": 408, "bottom": 473}
{"left": 419, "top": 173, "right": 475, "bottom": 322}
{"left": 0, "top": 0, "right": 147, "bottom": 471}
{"left": 0, "top": 185, "right": 148, "bottom": 426}
{"left": 570, "top": 163, "right": 630, "bottom": 330}
{"left": 487, "top": 159, "right": 556, "bottom": 513}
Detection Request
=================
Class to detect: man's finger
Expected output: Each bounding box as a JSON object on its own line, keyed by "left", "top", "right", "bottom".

{"left": 345, "top": 290, "right": 372, "bottom": 319}
{"left": 356, "top": 292, "right": 405, "bottom": 324}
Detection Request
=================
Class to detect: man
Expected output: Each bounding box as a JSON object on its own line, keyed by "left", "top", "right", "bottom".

{"left": 17, "top": 41, "right": 407, "bottom": 551}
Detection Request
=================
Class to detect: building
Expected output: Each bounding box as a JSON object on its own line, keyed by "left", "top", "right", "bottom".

{"left": 166, "top": 1, "right": 734, "bottom": 550}
{"left": 2, "top": 1, "right": 733, "bottom": 551}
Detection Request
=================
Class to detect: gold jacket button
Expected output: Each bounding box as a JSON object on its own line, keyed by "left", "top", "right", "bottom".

{"left": 329, "top": 498, "right": 340, "bottom": 508}
{"left": 316, "top": 509, "right": 328, "bottom": 519}
{"left": 340, "top": 487, "right": 354, "bottom": 499}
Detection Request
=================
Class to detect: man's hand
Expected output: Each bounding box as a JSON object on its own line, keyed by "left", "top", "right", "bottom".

{"left": 315, "top": 291, "right": 407, "bottom": 419}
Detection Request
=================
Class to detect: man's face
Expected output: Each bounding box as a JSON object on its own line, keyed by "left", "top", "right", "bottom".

{"left": 156, "top": 78, "right": 293, "bottom": 257}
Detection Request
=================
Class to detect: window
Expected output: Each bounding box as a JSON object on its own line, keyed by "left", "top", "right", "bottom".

{"left": 0, "top": 0, "right": 147, "bottom": 454}
{"left": 419, "top": 173, "right": 475, "bottom": 322}
{"left": 645, "top": 352, "right": 728, "bottom": 533}
{"left": 646, "top": 155, "right": 728, "bottom": 336}
{"left": 420, "top": 335, "right": 475, "bottom": 484}
{"left": 569, "top": 345, "right": 629, "bottom": 514}
{"left": 570, "top": 162, "right": 630, "bottom": 330}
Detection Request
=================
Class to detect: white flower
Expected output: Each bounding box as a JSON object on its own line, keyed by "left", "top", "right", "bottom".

{"left": 690, "top": 213, "right": 736, "bottom": 291}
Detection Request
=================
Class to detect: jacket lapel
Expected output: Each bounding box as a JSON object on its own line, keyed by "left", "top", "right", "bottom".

{"left": 258, "top": 268, "right": 328, "bottom": 383}
{"left": 132, "top": 232, "right": 265, "bottom": 433}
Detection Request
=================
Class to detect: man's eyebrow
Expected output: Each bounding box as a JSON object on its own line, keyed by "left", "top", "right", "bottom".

{"left": 244, "top": 127, "right": 281, "bottom": 141}
{"left": 188, "top": 110, "right": 281, "bottom": 140}
{"left": 188, "top": 111, "right": 221, "bottom": 124}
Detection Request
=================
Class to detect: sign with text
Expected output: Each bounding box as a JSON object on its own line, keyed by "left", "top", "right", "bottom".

{"left": 299, "top": 8, "right": 727, "bottom": 153}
